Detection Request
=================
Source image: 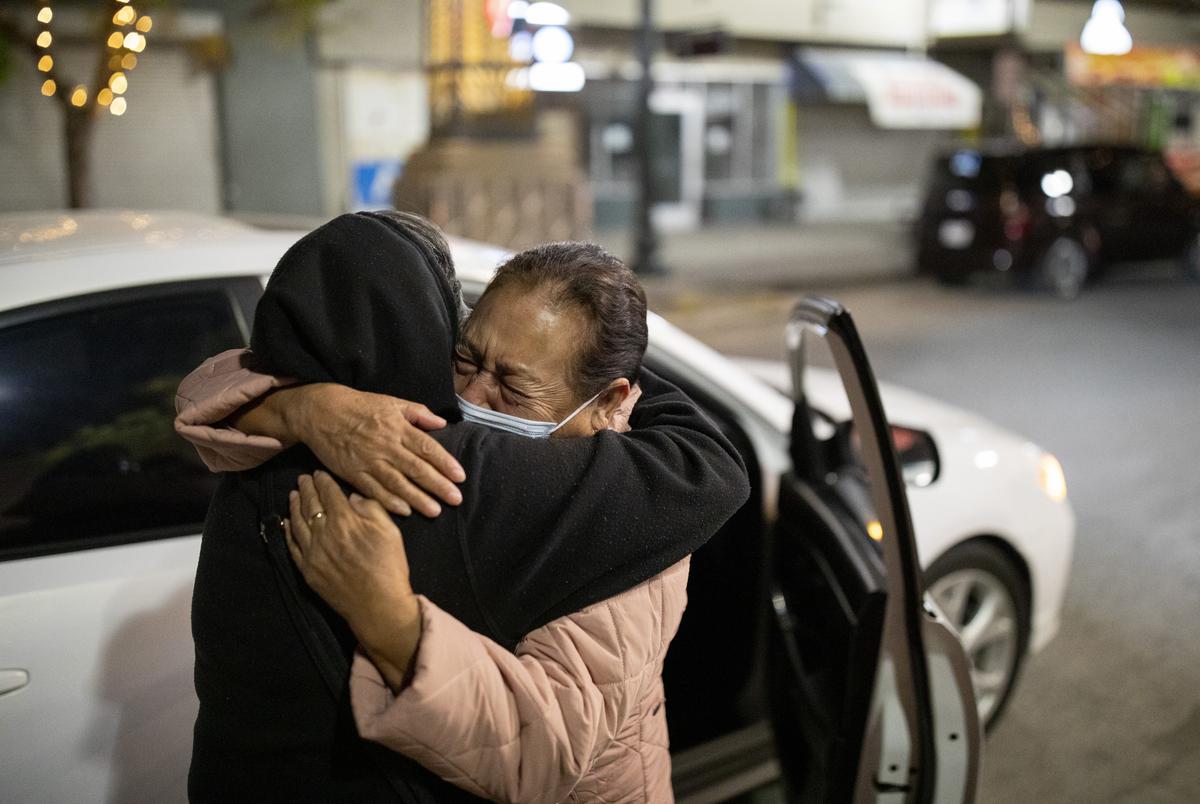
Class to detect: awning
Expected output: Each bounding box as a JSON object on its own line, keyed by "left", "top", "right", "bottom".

{"left": 792, "top": 48, "right": 982, "bottom": 130}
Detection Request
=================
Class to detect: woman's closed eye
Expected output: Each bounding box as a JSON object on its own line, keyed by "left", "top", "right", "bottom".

{"left": 453, "top": 351, "right": 478, "bottom": 377}
{"left": 498, "top": 381, "right": 532, "bottom": 405}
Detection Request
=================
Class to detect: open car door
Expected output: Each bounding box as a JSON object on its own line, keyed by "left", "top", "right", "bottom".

{"left": 767, "top": 297, "right": 981, "bottom": 803}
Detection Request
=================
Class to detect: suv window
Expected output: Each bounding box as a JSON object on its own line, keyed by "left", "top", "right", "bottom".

{"left": 0, "top": 284, "right": 251, "bottom": 559}
{"left": 1088, "top": 149, "right": 1168, "bottom": 194}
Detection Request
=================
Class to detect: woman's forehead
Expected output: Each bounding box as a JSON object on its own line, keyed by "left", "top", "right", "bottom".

{"left": 464, "top": 288, "right": 585, "bottom": 373}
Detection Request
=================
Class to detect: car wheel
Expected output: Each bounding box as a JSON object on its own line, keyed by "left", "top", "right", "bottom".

{"left": 926, "top": 540, "right": 1030, "bottom": 731}
{"left": 1181, "top": 232, "right": 1200, "bottom": 280}
{"left": 933, "top": 270, "right": 968, "bottom": 287}
{"left": 1037, "top": 236, "right": 1090, "bottom": 300}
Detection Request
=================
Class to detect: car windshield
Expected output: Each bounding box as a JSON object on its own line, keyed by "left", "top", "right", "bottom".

{"left": 930, "top": 152, "right": 1011, "bottom": 192}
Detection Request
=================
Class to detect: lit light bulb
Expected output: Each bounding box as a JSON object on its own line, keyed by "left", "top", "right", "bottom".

{"left": 38, "top": 55, "right": 53, "bottom": 72}
{"left": 136, "top": 15, "right": 152, "bottom": 33}
{"left": 37, "top": 7, "right": 53, "bottom": 23}
{"left": 37, "top": 30, "right": 52, "bottom": 47}
{"left": 113, "top": 6, "right": 135, "bottom": 25}
{"left": 531, "top": 25, "right": 574, "bottom": 64}
{"left": 528, "top": 62, "right": 585, "bottom": 92}
{"left": 98, "top": 88, "right": 114, "bottom": 106}
{"left": 524, "top": 2, "right": 570, "bottom": 26}
{"left": 107, "top": 31, "right": 124, "bottom": 48}
{"left": 41, "top": 79, "right": 56, "bottom": 97}
{"left": 1080, "top": 0, "right": 1133, "bottom": 56}
{"left": 121, "top": 53, "right": 138, "bottom": 70}
{"left": 109, "top": 72, "right": 128, "bottom": 94}
{"left": 110, "top": 97, "right": 127, "bottom": 116}
{"left": 70, "top": 86, "right": 87, "bottom": 107}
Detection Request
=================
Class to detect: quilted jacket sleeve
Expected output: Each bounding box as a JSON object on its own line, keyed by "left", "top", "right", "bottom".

{"left": 173, "top": 348, "right": 298, "bottom": 472}
{"left": 350, "top": 558, "right": 690, "bottom": 804}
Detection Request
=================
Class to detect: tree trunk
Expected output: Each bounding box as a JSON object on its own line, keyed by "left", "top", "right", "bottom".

{"left": 63, "top": 105, "right": 95, "bottom": 209}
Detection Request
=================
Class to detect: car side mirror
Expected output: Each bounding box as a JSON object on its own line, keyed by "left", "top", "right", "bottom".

{"left": 842, "top": 423, "right": 940, "bottom": 488}
{"left": 890, "top": 425, "right": 939, "bottom": 488}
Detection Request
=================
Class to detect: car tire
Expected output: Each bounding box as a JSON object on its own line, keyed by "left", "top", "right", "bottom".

{"left": 1181, "top": 232, "right": 1200, "bottom": 280}
{"left": 933, "top": 270, "right": 968, "bottom": 287}
{"left": 925, "top": 540, "right": 1030, "bottom": 732}
{"left": 1036, "top": 236, "right": 1090, "bottom": 300}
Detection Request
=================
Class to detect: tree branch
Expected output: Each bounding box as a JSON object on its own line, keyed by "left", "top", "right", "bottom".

{"left": 0, "top": 11, "right": 74, "bottom": 108}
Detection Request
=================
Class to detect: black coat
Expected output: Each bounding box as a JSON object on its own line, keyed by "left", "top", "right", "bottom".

{"left": 187, "top": 214, "right": 750, "bottom": 802}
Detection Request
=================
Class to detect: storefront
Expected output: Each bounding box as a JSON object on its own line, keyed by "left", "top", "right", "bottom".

{"left": 578, "top": 56, "right": 790, "bottom": 230}
{"left": 789, "top": 48, "right": 982, "bottom": 222}
{"left": 577, "top": 46, "right": 983, "bottom": 229}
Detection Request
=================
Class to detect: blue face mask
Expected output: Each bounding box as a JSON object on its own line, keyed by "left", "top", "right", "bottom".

{"left": 457, "top": 391, "right": 604, "bottom": 438}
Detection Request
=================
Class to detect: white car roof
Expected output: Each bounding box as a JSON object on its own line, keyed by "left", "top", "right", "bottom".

{"left": 0, "top": 210, "right": 303, "bottom": 311}
{"left": 0, "top": 209, "right": 792, "bottom": 430}
{"left": 0, "top": 209, "right": 513, "bottom": 312}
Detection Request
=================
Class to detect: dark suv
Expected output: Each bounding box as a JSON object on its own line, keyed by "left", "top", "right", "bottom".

{"left": 915, "top": 145, "right": 1200, "bottom": 298}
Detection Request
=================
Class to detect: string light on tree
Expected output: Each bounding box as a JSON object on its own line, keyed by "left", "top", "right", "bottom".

{"left": 33, "top": 0, "right": 152, "bottom": 116}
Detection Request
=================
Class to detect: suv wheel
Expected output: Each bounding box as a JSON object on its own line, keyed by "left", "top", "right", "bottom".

{"left": 1038, "top": 236, "right": 1090, "bottom": 299}
{"left": 926, "top": 540, "right": 1030, "bottom": 731}
{"left": 1182, "top": 232, "right": 1200, "bottom": 280}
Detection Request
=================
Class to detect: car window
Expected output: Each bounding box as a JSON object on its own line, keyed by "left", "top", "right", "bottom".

{"left": 0, "top": 284, "right": 250, "bottom": 560}
{"left": 1118, "top": 155, "right": 1154, "bottom": 192}
{"left": 1088, "top": 150, "right": 1167, "bottom": 194}
{"left": 926, "top": 152, "right": 1011, "bottom": 201}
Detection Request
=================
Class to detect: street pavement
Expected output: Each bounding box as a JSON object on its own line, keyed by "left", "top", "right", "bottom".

{"left": 629, "top": 234, "right": 1200, "bottom": 803}
{"left": 597, "top": 221, "right": 915, "bottom": 292}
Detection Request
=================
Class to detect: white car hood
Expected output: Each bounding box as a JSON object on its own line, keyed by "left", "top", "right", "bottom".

{"left": 732, "top": 357, "right": 1032, "bottom": 449}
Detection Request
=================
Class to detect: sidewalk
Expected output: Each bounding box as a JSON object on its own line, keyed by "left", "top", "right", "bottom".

{"left": 595, "top": 221, "right": 916, "bottom": 306}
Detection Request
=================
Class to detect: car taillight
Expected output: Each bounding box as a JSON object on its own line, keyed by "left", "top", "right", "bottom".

{"left": 1004, "top": 205, "right": 1031, "bottom": 241}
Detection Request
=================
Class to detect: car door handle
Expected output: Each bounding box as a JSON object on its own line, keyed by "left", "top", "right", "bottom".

{"left": 0, "top": 669, "right": 30, "bottom": 696}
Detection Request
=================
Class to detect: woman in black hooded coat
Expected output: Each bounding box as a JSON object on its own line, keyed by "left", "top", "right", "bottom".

{"left": 187, "top": 212, "right": 749, "bottom": 802}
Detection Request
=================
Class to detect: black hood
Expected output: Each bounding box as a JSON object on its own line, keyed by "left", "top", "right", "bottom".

{"left": 250, "top": 212, "right": 460, "bottom": 419}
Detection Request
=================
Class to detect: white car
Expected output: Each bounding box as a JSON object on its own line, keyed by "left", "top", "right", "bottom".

{"left": 0, "top": 211, "right": 1073, "bottom": 803}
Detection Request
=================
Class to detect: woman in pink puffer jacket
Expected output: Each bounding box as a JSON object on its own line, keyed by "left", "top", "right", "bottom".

{"left": 176, "top": 351, "right": 690, "bottom": 803}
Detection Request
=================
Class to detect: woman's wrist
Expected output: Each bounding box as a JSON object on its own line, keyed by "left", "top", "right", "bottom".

{"left": 352, "top": 593, "right": 423, "bottom": 693}
{"left": 282, "top": 383, "right": 339, "bottom": 447}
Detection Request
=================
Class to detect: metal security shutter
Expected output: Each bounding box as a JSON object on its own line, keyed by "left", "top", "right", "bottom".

{"left": 0, "top": 43, "right": 221, "bottom": 213}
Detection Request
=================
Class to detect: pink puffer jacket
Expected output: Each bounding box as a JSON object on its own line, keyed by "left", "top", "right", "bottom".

{"left": 352, "top": 559, "right": 689, "bottom": 804}
{"left": 175, "top": 350, "right": 689, "bottom": 803}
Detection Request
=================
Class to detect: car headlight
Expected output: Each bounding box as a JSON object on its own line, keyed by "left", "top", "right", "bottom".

{"left": 1038, "top": 453, "right": 1068, "bottom": 502}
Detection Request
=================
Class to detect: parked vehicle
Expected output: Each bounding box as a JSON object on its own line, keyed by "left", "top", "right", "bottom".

{"left": 0, "top": 211, "right": 1074, "bottom": 802}
{"left": 915, "top": 144, "right": 1200, "bottom": 298}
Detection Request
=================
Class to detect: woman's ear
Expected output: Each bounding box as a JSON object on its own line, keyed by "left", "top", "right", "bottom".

{"left": 590, "top": 378, "right": 633, "bottom": 433}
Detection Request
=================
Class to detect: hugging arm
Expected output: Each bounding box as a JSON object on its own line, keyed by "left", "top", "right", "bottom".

{"left": 176, "top": 349, "right": 750, "bottom": 636}
{"left": 348, "top": 571, "right": 685, "bottom": 804}
{"left": 174, "top": 349, "right": 299, "bottom": 471}
{"left": 175, "top": 348, "right": 464, "bottom": 517}
{"left": 286, "top": 469, "right": 689, "bottom": 804}
{"left": 455, "top": 368, "right": 749, "bottom": 641}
